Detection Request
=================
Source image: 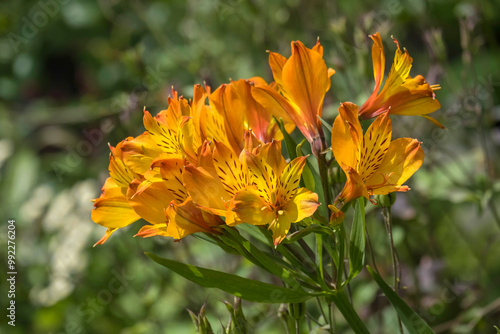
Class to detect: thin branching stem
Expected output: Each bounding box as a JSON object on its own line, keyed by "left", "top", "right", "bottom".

{"left": 327, "top": 302, "right": 335, "bottom": 334}
{"left": 382, "top": 206, "right": 403, "bottom": 334}
{"left": 365, "top": 227, "right": 380, "bottom": 274}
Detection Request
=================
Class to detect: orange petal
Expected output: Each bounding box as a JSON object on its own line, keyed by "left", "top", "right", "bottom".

{"left": 255, "top": 140, "right": 287, "bottom": 175}
{"left": 251, "top": 84, "right": 307, "bottom": 141}
{"left": 143, "top": 110, "right": 183, "bottom": 156}
{"left": 120, "top": 132, "right": 164, "bottom": 175}
{"left": 242, "top": 150, "right": 277, "bottom": 204}
{"left": 127, "top": 180, "right": 175, "bottom": 225}
{"left": 337, "top": 167, "right": 370, "bottom": 203}
{"left": 359, "top": 112, "right": 392, "bottom": 180}
{"left": 268, "top": 51, "right": 288, "bottom": 89}
{"left": 369, "top": 32, "right": 385, "bottom": 95}
{"left": 277, "top": 156, "right": 307, "bottom": 203}
{"left": 420, "top": 115, "right": 445, "bottom": 129}
{"left": 331, "top": 102, "right": 363, "bottom": 171}
{"left": 212, "top": 140, "right": 250, "bottom": 196}
{"left": 209, "top": 84, "right": 245, "bottom": 154}
{"left": 92, "top": 178, "right": 140, "bottom": 231}
{"left": 152, "top": 157, "right": 189, "bottom": 204}
{"left": 183, "top": 164, "right": 231, "bottom": 216}
{"left": 282, "top": 187, "right": 320, "bottom": 223}
{"left": 165, "top": 199, "right": 221, "bottom": 239}
{"left": 94, "top": 228, "right": 118, "bottom": 246}
{"left": 232, "top": 188, "right": 275, "bottom": 226}
{"left": 135, "top": 223, "right": 169, "bottom": 238}
{"left": 383, "top": 75, "right": 441, "bottom": 116}
{"left": 365, "top": 138, "right": 424, "bottom": 195}
{"left": 282, "top": 41, "right": 329, "bottom": 124}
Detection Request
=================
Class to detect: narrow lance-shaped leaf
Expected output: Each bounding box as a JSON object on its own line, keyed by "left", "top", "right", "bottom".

{"left": 367, "top": 266, "right": 436, "bottom": 334}
{"left": 221, "top": 226, "right": 300, "bottom": 289}
{"left": 329, "top": 290, "right": 371, "bottom": 334}
{"left": 146, "top": 252, "right": 319, "bottom": 303}
{"left": 347, "top": 197, "right": 366, "bottom": 283}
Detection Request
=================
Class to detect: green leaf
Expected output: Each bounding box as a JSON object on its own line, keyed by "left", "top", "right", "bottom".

{"left": 347, "top": 198, "right": 366, "bottom": 283}
{"left": 317, "top": 115, "right": 332, "bottom": 136}
{"left": 276, "top": 117, "right": 298, "bottom": 160}
{"left": 367, "top": 266, "right": 435, "bottom": 334}
{"left": 296, "top": 139, "right": 315, "bottom": 191}
{"left": 329, "top": 291, "right": 370, "bottom": 334}
{"left": 221, "top": 226, "right": 300, "bottom": 289}
{"left": 146, "top": 252, "right": 318, "bottom": 303}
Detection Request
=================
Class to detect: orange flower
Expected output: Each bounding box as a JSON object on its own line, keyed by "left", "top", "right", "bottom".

{"left": 359, "top": 33, "right": 442, "bottom": 126}
{"left": 232, "top": 141, "right": 320, "bottom": 245}
{"left": 91, "top": 86, "right": 225, "bottom": 245}
{"left": 331, "top": 102, "right": 424, "bottom": 204}
{"left": 251, "top": 40, "right": 335, "bottom": 155}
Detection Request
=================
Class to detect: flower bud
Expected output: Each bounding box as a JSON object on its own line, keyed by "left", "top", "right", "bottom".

{"left": 328, "top": 205, "right": 345, "bottom": 227}
{"left": 375, "top": 193, "right": 396, "bottom": 208}
{"left": 290, "top": 302, "right": 306, "bottom": 320}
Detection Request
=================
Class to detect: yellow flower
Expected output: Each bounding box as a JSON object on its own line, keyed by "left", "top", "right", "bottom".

{"left": 182, "top": 140, "right": 251, "bottom": 226}
{"left": 92, "top": 87, "right": 225, "bottom": 245}
{"left": 359, "top": 33, "right": 442, "bottom": 127}
{"left": 331, "top": 102, "right": 424, "bottom": 204}
{"left": 232, "top": 141, "right": 320, "bottom": 245}
{"left": 251, "top": 40, "right": 335, "bottom": 155}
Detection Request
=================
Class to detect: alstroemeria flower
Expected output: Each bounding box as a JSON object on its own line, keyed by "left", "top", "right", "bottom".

{"left": 359, "top": 33, "right": 442, "bottom": 127}
{"left": 251, "top": 40, "right": 335, "bottom": 155}
{"left": 230, "top": 78, "right": 295, "bottom": 143}
{"left": 331, "top": 102, "right": 424, "bottom": 204}
{"left": 232, "top": 141, "right": 320, "bottom": 245}
{"left": 182, "top": 140, "right": 251, "bottom": 225}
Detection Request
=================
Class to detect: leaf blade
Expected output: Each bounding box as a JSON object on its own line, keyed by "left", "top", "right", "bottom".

{"left": 347, "top": 197, "right": 366, "bottom": 283}
{"left": 146, "top": 252, "right": 319, "bottom": 303}
{"left": 367, "top": 266, "right": 435, "bottom": 334}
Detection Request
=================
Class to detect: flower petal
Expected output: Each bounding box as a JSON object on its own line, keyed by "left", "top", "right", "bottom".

{"left": 183, "top": 164, "right": 231, "bottom": 216}
{"left": 359, "top": 112, "right": 392, "bottom": 180}
{"left": 282, "top": 187, "right": 320, "bottom": 223}
{"left": 268, "top": 51, "right": 288, "bottom": 89}
{"left": 120, "top": 132, "right": 164, "bottom": 175}
{"left": 212, "top": 140, "right": 251, "bottom": 196}
{"left": 143, "top": 110, "right": 183, "bottom": 156}
{"left": 232, "top": 187, "right": 275, "bottom": 226}
{"left": 165, "top": 199, "right": 222, "bottom": 239}
{"left": 369, "top": 32, "right": 385, "bottom": 95}
{"left": 337, "top": 167, "right": 370, "bottom": 203}
{"left": 331, "top": 102, "right": 363, "bottom": 171}
{"left": 364, "top": 138, "right": 424, "bottom": 195}
{"left": 277, "top": 156, "right": 307, "bottom": 203}
{"left": 92, "top": 178, "right": 140, "bottom": 243}
{"left": 282, "top": 40, "right": 329, "bottom": 126}
{"left": 127, "top": 180, "right": 174, "bottom": 225}
{"left": 209, "top": 84, "right": 245, "bottom": 154}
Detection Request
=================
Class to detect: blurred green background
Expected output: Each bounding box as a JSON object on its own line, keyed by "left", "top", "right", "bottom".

{"left": 1, "top": 0, "right": 499, "bottom": 333}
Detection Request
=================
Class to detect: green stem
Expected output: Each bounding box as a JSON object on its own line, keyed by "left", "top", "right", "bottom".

{"left": 382, "top": 207, "right": 403, "bottom": 334}
{"left": 318, "top": 149, "right": 332, "bottom": 217}
{"left": 327, "top": 302, "right": 335, "bottom": 334}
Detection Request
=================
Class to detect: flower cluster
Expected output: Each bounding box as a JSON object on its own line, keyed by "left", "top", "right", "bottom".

{"left": 92, "top": 33, "right": 440, "bottom": 246}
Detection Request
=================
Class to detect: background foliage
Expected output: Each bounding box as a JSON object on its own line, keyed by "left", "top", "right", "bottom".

{"left": 1, "top": 0, "right": 499, "bottom": 333}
